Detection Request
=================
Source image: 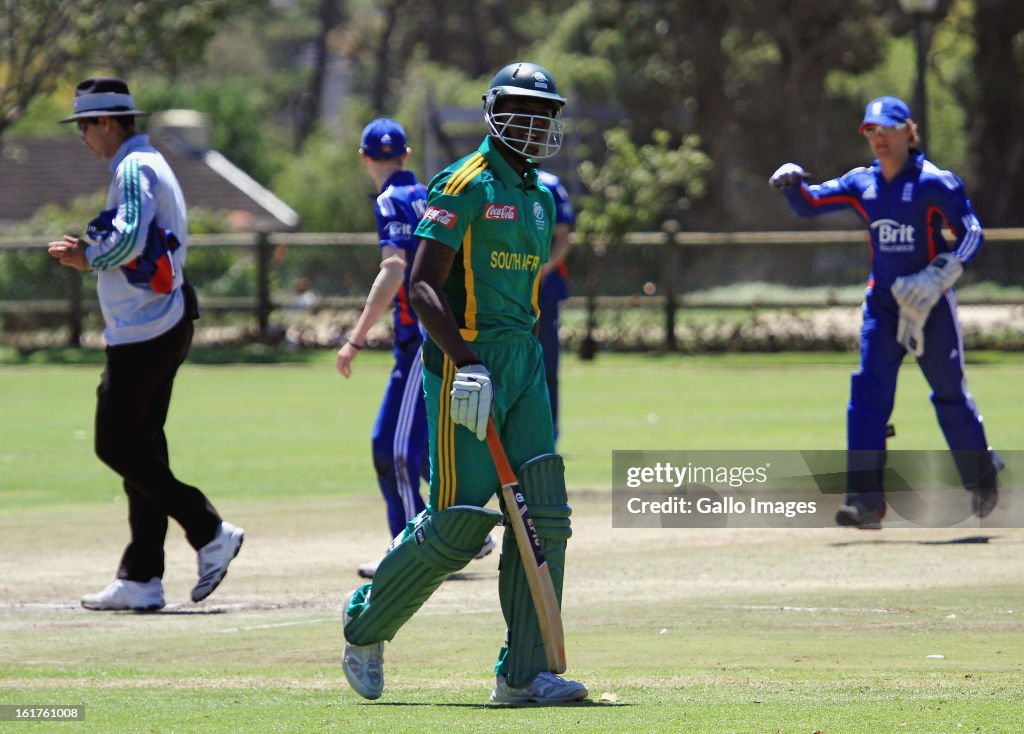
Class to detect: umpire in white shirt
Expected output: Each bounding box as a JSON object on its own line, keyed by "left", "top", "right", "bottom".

{"left": 48, "top": 77, "right": 244, "bottom": 611}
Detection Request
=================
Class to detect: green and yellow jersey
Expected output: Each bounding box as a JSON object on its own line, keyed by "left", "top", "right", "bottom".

{"left": 414, "top": 136, "right": 555, "bottom": 347}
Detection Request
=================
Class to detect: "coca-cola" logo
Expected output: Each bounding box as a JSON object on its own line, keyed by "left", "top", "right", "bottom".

{"left": 423, "top": 206, "right": 458, "bottom": 228}
{"left": 484, "top": 204, "right": 519, "bottom": 221}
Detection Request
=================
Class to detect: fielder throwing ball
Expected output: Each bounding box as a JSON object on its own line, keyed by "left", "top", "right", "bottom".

{"left": 340, "top": 61, "right": 588, "bottom": 704}
{"left": 770, "top": 95, "right": 1000, "bottom": 529}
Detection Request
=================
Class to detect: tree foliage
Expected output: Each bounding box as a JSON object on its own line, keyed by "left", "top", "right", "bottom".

{"left": 543, "top": 0, "right": 893, "bottom": 228}
{"left": 4, "top": 0, "right": 1024, "bottom": 230}
{"left": 0, "top": 0, "right": 255, "bottom": 138}
{"left": 576, "top": 128, "right": 710, "bottom": 243}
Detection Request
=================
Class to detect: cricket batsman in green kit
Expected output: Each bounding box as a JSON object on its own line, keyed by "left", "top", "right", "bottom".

{"left": 341, "top": 61, "right": 588, "bottom": 704}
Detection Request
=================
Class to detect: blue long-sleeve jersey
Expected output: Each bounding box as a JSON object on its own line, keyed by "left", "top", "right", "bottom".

{"left": 781, "top": 151, "right": 983, "bottom": 294}
{"left": 373, "top": 169, "right": 427, "bottom": 344}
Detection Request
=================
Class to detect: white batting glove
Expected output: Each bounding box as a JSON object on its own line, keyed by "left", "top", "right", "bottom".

{"left": 892, "top": 255, "right": 963, "bottom": 312}
{"left": 896, "top": 303, "right": 928, "bottom": 358}
{"left": 769, "top": 163, "right": 810, "bottom": 189}
{"left": 450, "top": 363, "right": 493, "bottom": 441}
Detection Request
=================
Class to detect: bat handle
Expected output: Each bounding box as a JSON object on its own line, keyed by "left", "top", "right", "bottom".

{"left": 485, "top": 417, "right": 516, "bottom": 486}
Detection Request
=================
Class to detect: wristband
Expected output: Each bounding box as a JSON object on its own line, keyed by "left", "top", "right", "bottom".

{"left": 456, "top": 359, "right": 482, "bottom": 369}
{"left": 346, "top": 338, "right": 364, "bottom": 350}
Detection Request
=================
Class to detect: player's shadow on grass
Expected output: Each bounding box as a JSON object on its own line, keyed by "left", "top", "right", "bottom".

{"left": 365, "top": 700, "right": 621, "bottom": 709}
{"left": 91, "top": 607, "right": 229, "bottom": 615}
{"left": 446, "top": 571, "right": 494, "bottom": 581}
{"left": 830, "top": 534, "right": 996, "bottom": 547}
{"left": 153, "top": 608, "right": 229, "bottom": 615}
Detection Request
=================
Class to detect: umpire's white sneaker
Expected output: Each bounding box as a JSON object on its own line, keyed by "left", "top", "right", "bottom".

{"left": 191, "top": 521, "right": 244, "bottom": 602}
{"left": 475, "top": 532, "right": 496, "bottom": 560}
{"left": 491, "top": 672, "right": 589, "bottom": 704}
{"left": 341, "top": 596, "right": 384, "bottom": 699}
{"left": 82, "top": 577, "right": 165, "bottom": 612}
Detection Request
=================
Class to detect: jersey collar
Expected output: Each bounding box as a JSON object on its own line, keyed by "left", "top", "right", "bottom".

{"left": 108, "top": 133, "right": 150, "bottom": 173}
{"left": 871, "top": 150, "right": 925, "bottom": 180}
{"left": 381, "top": 168, "right": 418, "bottom": 192}
{"left": 479, "top": 136, "right": 539, "bottom": 190}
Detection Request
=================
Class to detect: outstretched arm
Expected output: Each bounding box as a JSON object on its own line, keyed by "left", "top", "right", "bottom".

{"left": 770, "top": 163, "right": 865, "bottom": 221}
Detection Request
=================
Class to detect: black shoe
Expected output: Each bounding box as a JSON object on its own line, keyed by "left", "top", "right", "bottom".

{"left": 967, "top": 449, "right": 1004, "bottom": 519}
{"left": 968, "top": 486, "right": 998, "bottom": 518}
{"left": 835, "top": 504, "right": 884, "bottom": 529}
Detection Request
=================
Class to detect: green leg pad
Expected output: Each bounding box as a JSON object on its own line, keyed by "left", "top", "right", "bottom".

{"left": 496, "top": 454, "right": 572, "bottom": 687}
{"left": 345, "top": 505, "right": 501, "bottom": 645}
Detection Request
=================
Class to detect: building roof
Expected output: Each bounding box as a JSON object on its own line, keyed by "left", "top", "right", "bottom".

{"left": 0, "top": 126, "right": 299, "bottom": 232}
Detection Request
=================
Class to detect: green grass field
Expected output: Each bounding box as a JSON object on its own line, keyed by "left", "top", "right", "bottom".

{"left": 1, "top": 351, "right": 1022, "bottom": 732}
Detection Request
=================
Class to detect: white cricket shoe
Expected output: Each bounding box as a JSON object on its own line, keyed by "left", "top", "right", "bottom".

{"left": 357, "top": 558, "right": 381, "bottom": 579}
{"left": 490, "top": 672, "right": 589, "bottom": 704}
{"left": 191, "top": 521, "right": 244, "bottom": 602}
{"left": 81, "top": 577, "right": 165, "bottom": 612}
{"left": 341, "top": 594, "right": 384, "bottom": 700}
{"left": 475, "top": 532, "right": 496, "bottom": 560}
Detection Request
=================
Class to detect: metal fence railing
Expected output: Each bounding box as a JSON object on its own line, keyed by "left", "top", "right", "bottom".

{"left": 3, "top": 229, "right": 1024, "bottom": 350}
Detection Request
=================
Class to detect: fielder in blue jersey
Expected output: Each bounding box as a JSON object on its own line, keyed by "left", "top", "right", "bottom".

{"left": 770, "top": 96, "right": 1000, "bottom": 529}
{"left": 336, "top": 119, "right": 494, "bottom": 576}
{"left": 537, "top": 170, "right": 575, "bottom": 444}
{"left": 336, "top": 119, "right": 429, "bottom": 575}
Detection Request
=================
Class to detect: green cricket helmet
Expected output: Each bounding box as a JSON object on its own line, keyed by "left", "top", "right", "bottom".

{"left": 482, "top": 62, "right": 566, "bottom": 159}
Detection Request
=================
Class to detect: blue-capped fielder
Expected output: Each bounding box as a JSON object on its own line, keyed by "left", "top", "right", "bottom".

{"left": 770, "top": 95, "right": 1000, "bottom": 528}
{"left": 336, "top": 119, "right": 430, "bottom": 565}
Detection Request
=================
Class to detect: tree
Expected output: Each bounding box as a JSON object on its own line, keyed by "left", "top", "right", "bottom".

{"left": 294, "top": 0, "right": 346, "bottom": 148}
{"left": 576, "top": 128, "right": 710, "bottom": 244}
{"left": 0, "top": 0, "right": 253, "bottom": 140}
{"left": 969, "top": 0, "right": 1024, "bottom": 225}
{"left": 574, "top": 127, "right": 710, "bottom": 356}
{"left": 544, "top": 0, "right": 892, "bottom": 228}
{"left": 332, "top": 0, "right": 578, "bottom": 115}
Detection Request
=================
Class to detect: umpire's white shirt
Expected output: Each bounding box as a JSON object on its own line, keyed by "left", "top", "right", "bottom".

{"left": 85, "top": 134, "right": 188, "bottom": 345}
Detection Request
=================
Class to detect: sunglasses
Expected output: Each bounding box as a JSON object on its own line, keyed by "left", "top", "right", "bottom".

{"left": 863, "top": 123, "right": 908, "bottom": 138}
{"left": 76, "top": 119, "right": 96, "bottom": 134}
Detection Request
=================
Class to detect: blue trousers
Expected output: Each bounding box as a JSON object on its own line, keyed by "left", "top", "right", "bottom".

{"left": 371, "top": 337, "right": 428, "bottom": 538}
{"left": 846, "top": 290, "right": 991, "bottom": 511}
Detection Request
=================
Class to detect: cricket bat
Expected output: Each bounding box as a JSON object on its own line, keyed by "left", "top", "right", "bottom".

{"left": 485, "top": 417, "right": 567, "bottom": 674}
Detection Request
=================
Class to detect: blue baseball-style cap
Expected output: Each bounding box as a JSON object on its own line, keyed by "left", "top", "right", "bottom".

{"left": 360, "top": 118, "right": 407, "bottom": 160}
{"left": 860, "top": 96, "right": 912, "bottom": 132}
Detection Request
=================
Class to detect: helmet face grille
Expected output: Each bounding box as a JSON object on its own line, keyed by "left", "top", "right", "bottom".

{"left": 483, "top": 85, "right": 564, "bottom": 160}
{"left": 486, "top": 110, "right": 563, "bottom": 159}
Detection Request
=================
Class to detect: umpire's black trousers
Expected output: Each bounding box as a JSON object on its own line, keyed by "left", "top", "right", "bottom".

{"left": 94, "top": 316, "right": 221, "bottom": 582}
